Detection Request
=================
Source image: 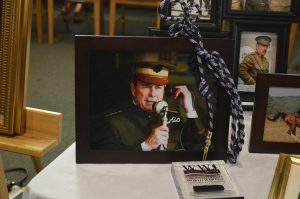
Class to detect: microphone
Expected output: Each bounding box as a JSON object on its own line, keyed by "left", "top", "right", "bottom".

{"left": 153, "top": 100, "right": 168, "bottom": 114}
{"left": 152, "top": 100, "right": 168, "bottom": 151}
{"left": 152, "top": 100, "right": 168, "bottom": 126}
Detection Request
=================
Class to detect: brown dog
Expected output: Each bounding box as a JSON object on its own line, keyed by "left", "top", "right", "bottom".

{"left": 267, "top": 111, "right": 300, "bottom": 136}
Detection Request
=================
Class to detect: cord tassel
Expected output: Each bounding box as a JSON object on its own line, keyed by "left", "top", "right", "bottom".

{"left": 159, "top": 0, "right": 245, "bottom": 163}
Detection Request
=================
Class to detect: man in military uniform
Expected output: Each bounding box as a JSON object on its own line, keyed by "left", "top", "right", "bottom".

{"left": 90, "top": 62, "right": 206, "bottom": 151}
{"left": 239, "top": 35, "right": 271, "bottom": 85}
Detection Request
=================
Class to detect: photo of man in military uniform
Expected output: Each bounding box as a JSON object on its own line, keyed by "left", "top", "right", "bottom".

{"left": 239, "top": 35, "right": 272, "bottom": 85}
{"left": 90, "top": 62, "right": 207, "bottom": 151}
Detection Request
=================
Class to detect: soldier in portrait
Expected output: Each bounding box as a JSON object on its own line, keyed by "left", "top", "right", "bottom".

{"left": 90, "top": 62, "right": 207, "bottom": 151}
{"left": 239, "top": 35, "right": 272, "bottom": 85}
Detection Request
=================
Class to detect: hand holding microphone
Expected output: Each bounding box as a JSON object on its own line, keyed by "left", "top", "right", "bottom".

{"left": 144, "top": 125, "right": 169, "bottom": 150}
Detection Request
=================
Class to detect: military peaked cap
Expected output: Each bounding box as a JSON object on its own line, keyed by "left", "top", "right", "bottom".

{"left": 132, "top": 62, "right": 175, "bottom": 85}
{"left": 255, "top": 35, "right": 272, "bottom": 46}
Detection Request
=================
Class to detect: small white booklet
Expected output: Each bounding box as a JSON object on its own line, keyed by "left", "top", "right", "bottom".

{"left": 171, "top": 160, "right": 242, "bottom": 199}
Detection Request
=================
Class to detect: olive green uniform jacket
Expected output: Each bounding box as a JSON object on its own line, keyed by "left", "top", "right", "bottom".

{"left": 239, "top": 52, "right": 269, "bottom": 84}
{"left": 90, "top": 103, "right": 206, "bottom": 151}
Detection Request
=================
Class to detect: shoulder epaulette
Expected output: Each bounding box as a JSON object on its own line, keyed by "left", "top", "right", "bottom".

{"left": 105, "top": 110, "right": 123, "bottom": 117}
{"left": 168, "top": 109, "right": 179, "bottom": 114}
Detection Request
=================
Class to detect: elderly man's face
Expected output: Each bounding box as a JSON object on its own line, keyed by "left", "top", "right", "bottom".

{"left": 256, "top": 43, "right": 269, "bottom": 56}
{"left": 130, "top": 81, "right": 165, "bottom": 112}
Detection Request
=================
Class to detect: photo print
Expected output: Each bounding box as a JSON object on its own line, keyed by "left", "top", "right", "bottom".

{"left": 238, "top": 31, "right": 278, "bottom": 92}
{"left": 171, "top": 0, "right": 211, "bottom": 20}
{"left": 89, "top": 51, "right": 211, "bottom": 152}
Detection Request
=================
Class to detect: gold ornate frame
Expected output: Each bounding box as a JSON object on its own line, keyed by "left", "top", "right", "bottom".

{"left": 0, "top": 0, "right": 32, "bottom": 135}
{"left": 269, "top": 154, "right": 300, "bottom": 199}
{"left": 279, "top": 155, "right": 300, "bottom": 198}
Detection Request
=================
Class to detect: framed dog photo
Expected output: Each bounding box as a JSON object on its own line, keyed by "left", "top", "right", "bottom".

{"left": 232, "top": 20, "right": 290, "bottom": 105}
{"left": 75, "top": 36, "right": 235, "bottom": 163}
{"left": 249, "top": 73, "right": 300, "bottom": 154}
{"left": 160, "top": 0, "right": 221, "bottom": 32}
{"left": 222, "top": 0, "right": 300, "bottom": 21}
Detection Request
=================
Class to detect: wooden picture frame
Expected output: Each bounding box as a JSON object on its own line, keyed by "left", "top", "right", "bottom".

{"left": 232, "top": 20, "right": 290, "bottom": 105}
{"left": 160, "top": 0, "right": 221, "bottom": 32}
{"left": 269, "top": 154, "right": 300, "bottom": 199}
{"left": 222, "top": 0, "right": 300, "bottom": 21}
{"left": 75, "top": 36, "right": 234, "bottom": 163}
{"left": 0, "top": 0, "right": 32, "bottom": 135}
{"left": 249, "top": 74, "right": 300, "bottom": 154}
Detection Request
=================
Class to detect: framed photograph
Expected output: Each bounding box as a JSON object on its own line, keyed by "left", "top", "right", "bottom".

{"left": 0, "top": 0, "right": 32, "bottom": 135}
{"left": 222, "top": 0, "right": 300, "bottom": 21}
{"left": 249, "top": 73, "right": 300, "bottom": 154}
{"left": 232, "top": 20, "right": 290, "bottom": 104}
{"left": 269, "top": 154, "right": 300, "bottom": 198}
{"left": 160, "top": 0, "right": 221, "bottom": 32}
{"left": 75, "top": 36, "right": 235, "bottom": 163}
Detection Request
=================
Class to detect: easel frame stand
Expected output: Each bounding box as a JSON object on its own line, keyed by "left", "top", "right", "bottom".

{"left": 0, "top": 0, "right": 62, "bottom": 198}
{"left": 0, "top": 108, "right": 62, "bottom": 199}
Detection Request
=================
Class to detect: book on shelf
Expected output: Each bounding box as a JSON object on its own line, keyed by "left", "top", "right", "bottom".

{"left": 171, "top": 160, "right": 243, "bottom": 199}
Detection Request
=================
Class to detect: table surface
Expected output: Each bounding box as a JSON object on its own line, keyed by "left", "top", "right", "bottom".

{"left": 21, "top": 112, "right": 280, "bottom": 199}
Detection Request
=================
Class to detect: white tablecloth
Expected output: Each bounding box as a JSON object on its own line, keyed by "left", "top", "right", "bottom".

{"left": 22, "top": 112, "right": 279, "bottom": 199}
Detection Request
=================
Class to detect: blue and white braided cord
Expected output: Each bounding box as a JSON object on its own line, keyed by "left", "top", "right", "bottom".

{"left": 159, "top": 0, "right": 245, "bottom": 163}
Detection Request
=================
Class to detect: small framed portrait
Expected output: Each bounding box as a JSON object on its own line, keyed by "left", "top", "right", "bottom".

{"left": 269, "top": 154, "right": 300, "bottom": 198}
{"left": 222, "top": 0, "right": 300, "bottom": 21}
{"left": 75, "top": 36, "right": 235, "bottom": 163}
{"left": 249, "top": 73, "right": 300, "bottom": 154}
{"left": 160, "top": 0, "right": 221, "bottom": 32}
{"left": 232, "top": 20, "right": 290, "bottom": 103}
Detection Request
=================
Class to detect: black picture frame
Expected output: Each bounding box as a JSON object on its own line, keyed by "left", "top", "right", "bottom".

{"left": 222, "top": 0, "right": 300, "bottom": 22}
{"left": 232, "top": 20, "right": 290, "bottom": 105}
{"left": 249, "top": 73, "right": 300, "bottom": 154}
{"left": 148, "top": 27, "right": 232, "bottom": 38}
{"left": 160, "top": 0, "right": 221, "bottom": 32}
{"left": 75, "top": 36, "right": 235, "bottom": 163}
